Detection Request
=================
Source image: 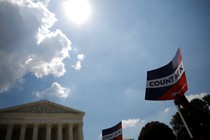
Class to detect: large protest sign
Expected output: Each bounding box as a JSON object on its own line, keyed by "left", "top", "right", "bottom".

{"left": 145, "top": 48, "right": 188, "bottom": 100}
{"left": 102, "top": 122, "right": 122, "bottom": 140}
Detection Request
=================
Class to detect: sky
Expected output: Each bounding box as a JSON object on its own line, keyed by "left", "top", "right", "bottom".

{"left": 0, "top": 0, "right": 210, "bottom": 139}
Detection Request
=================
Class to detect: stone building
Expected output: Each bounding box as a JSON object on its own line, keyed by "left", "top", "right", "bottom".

{"left": 0, "top": 100, "right": 85, "bottom": 140}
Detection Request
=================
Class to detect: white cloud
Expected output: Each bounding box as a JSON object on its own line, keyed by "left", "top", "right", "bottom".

{"left": 27, "top": 29, "right": 72, "bottom": 78}
{"left": 72, "top": 61, "right": 82, "bottom": 71}
{"left": 164, "top": 108, "right": 170, "bottom": 113}
{"left": 0, "top": 0, "right": 80, "bottom": 93}
{"left": 122, "top": 118, "right": 143, "bottom": 129}
{"left": 186, "top": 93, "right": 209, "bottom": 102}
{"left": 32, "top": 0, "right": 50, "bottom": 6}
{"left": 122, "top": 118, "right": 145, "bottom": 139}
{"left": 33, "top": 82, "right": 70, "bottom": 99}
{"left": 77, "top": 54, "right": 85, "bottom": 60}
{"left": 72, "top": 54, "right": 85, "bottom": 70}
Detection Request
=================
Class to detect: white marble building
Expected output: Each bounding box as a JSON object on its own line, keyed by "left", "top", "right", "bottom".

{"left": 0, "top": 100, "right": 85, "bottom": 140}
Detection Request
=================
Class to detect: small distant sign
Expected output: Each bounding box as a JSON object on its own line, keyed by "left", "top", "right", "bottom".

{"left": 102, "top": 122, "right": 122, "bottom": 140}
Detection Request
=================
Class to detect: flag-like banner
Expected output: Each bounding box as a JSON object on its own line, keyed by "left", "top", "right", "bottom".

{"left": 102, "top": 122, "right": 123, "bottom": 140}
{"left": 145, "top": 48, "right": 188, "bottom": 100}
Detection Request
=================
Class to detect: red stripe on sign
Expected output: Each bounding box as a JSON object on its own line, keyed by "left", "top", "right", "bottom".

{"left": 159, "top": 73, "right": 188, "bottom": 100}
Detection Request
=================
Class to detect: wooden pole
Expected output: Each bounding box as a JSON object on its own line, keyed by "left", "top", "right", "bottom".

{"left": 174, "top": 101, "right": 193, "bottom": 139}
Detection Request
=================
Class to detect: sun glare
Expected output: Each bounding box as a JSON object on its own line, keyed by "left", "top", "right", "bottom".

{"left": 64, "top": 0, "right": 91, "bottom": 24}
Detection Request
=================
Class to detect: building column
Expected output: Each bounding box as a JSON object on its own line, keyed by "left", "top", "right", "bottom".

{"left": 19, "top": 124, "right": 27, "bottom": 140}
{"left": 57, "top": 123, "right": 63, "bottom": 140}
{"left": 68, "top": 124, "right": 73, "bottom": 140}
{"left": 46, "top": 123, "right": 51, "bottom": 140}
{"left": 5, "top": 124, "right": 13, "bottom": 140}
{"left": 77, "top": 123, "right": 83, "bottom": 140}
{"left": 32, "top": 124, "right": 39, "bottom": 140}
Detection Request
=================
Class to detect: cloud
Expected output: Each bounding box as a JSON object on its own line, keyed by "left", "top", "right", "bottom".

{"left": 122, "top": 118, "right": 145, "bottom": 139}
{"left": 164, "top": 108, "right": 170, "bottom": 113}
{"left": 122, "top": 118, "right": 144, "bottom": 129}
{"left": 72, "top": 54, "right": 85, "bottom": 70}
{"left": 33, "top": 0, "right": 50, "bottom": 6}
{"left": 32, "top": 82, "right": 70, "bottom": 99}
{"left": 186, "top": 93, "right": 209, "bottom": 102}
{"left": 77, "top": 54, "right": 85, "bottom": 61}
{"left": 27, "top": 29, "right": 71, "bottom": 78}
{"left": 0, "top": 0, "right": 81, "bottom": 93}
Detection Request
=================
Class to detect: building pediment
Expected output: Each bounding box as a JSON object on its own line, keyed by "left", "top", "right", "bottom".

{"left": 0, "top": 100, "right": 85, "bottom": 140}
{"left": 0, "top": 100, "right": 85, "bottom": 114}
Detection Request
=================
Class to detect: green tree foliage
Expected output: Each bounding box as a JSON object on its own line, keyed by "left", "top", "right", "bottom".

{"left": 138, "top": 121, "right": 176, "bottom": 140}
{"left": 170, "top": 95, "right": 210, "bottom": 140}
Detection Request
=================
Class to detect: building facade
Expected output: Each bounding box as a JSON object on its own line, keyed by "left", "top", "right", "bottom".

{"left": 0, "top": 100, "right": 85, "bottom": 140}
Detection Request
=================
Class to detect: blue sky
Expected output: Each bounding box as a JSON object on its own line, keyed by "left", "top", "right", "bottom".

{"left": 0, "top": 0, "right": 210, "bottom": 139}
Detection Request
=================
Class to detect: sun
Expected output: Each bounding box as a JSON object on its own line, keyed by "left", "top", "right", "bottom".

{"left": 64, "top": 0, "right": 91, "bottom": 24}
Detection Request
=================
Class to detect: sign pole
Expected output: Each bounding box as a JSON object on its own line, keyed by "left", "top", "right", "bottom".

{"left": 174, "top": 101, "right": 193, "bottom": 139}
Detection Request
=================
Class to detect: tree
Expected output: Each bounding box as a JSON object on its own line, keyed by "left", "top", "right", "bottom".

{"left": 170, "top": 95, "right": 210, "bottom": 140}
{"left": 203, "top": 95, "right": 210, "bottom": 106}
{"left": 138, "top": 121, "right": 176, "bottom": 140}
